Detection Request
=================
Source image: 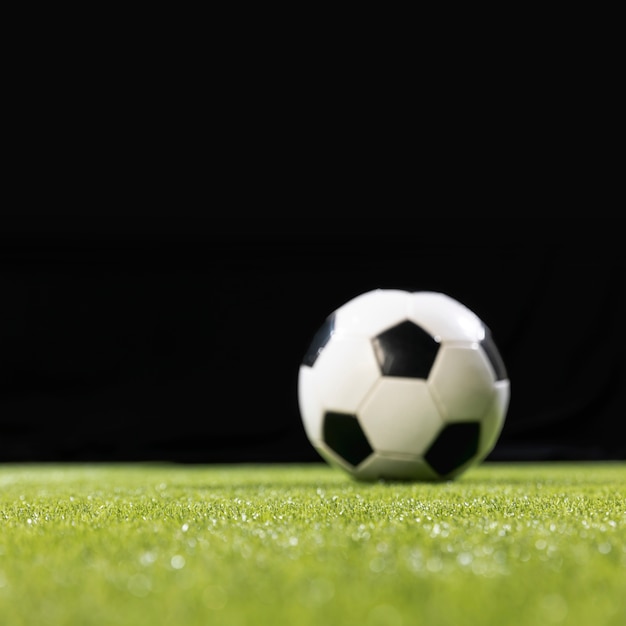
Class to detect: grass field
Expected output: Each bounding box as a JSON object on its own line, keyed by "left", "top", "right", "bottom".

{"left": 0, "top": 462, "right": 625, "bottom": 626}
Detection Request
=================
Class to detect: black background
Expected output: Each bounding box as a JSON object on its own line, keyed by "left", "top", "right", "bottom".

{"left": 1, "top": 217, "right": 624, "bottom": 464}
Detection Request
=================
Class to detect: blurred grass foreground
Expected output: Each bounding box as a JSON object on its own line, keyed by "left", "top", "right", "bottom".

{"left": 1, "top": 462, "right": 625, "bottom": 626}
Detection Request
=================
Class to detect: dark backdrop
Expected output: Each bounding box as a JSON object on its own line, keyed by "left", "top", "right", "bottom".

{"left": 1, "top": 217, "right": 624, "bottom": 463}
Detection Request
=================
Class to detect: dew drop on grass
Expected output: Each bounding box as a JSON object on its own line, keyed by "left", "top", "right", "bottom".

{"left": 139, "top": 551, "right": 157, "bottom": 566}
{"left": 170, "top": 555, "right": 186, "bottom": 569}
{"left": 426, "top": 557, "right": 443, "bottom": 572}
{"left": 369, "top": 557, "right": 385, "bottom": 573}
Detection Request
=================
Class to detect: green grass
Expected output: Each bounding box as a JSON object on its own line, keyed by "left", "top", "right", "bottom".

{"left": 1, "top": 462, "right": 625, "bottom": 626}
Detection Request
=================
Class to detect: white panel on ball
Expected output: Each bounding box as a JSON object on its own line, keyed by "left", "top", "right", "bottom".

{"left": 429, "top": 345, "right": 496, "bottom": 421}
{"left": 297, "top": 365, "right": 324, "bottom": 443}
{"left": 478, "top": 382, "right": 510, "bottom": 455}
{"left": 356, "top": 453, "right": 441, "bottom": 482}
{"left": 310, "top": 335, "right": 380, "bottom": 413}
{"left": 359, "top": 378, "right": 442, "bottom": 455}
{"left": 334, "top": 289, "right": 409, "bottom": 336}
{"left": 407, "top": 291, "right": 485, "bottom": 342}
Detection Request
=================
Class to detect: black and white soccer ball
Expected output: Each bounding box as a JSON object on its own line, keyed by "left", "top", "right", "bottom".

{"left": 297, "top": 289, "right": 510, "bottom": 482}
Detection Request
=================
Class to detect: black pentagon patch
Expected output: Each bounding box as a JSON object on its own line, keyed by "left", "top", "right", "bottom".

{"left": 323, "top": 411, "right": 373, "bottom": 467}
{"left": 372, "top": 320, "right": 439, "bottom": 378}
{"left": 480, "top": 329, "right": 508, "bottom": 381}
{"left": 302, "top": 314, "right": 336, "bottom": 367}
{"left": 425, "top": 422, "right": 481, "bottom": 476}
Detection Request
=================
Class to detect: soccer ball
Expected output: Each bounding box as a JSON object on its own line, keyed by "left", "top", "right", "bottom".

{"left": 297, "top": 289, "right": 510, "bottom": 482}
